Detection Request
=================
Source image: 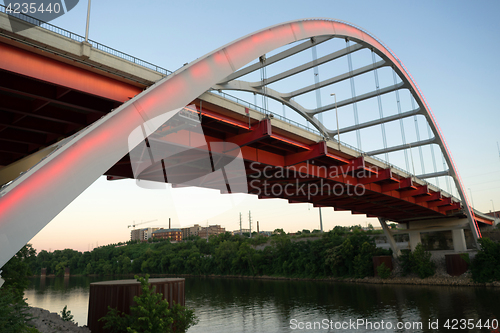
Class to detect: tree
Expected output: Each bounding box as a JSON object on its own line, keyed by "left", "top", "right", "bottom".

{"left": 0, "top": 244, "right": 37, "bottom": 332}
{"left": 399, "top": 243, "right": 435, "bottom": 278}
{"left": 1, "top": 244, "right": 36, "bottom": 297}
{"left": 99, "top": 275, "right": 198, "bottom": 333}
{"left": 470, "top": 237, "right": 500, "bottom": 283}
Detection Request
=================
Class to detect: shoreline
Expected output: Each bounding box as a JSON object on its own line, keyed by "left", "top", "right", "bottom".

{"left": 36, "top": 272, "right": 500, "bottom": 288}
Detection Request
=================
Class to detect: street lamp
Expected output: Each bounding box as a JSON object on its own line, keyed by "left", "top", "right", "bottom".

{"left": 330, "top": 93, "right": 340, "bottom": 148}
{"left": 85, "top": 0, "right": 91, "bottom": 42}
{"left": 468, "top": 188, "right": 475, "bottom": 209}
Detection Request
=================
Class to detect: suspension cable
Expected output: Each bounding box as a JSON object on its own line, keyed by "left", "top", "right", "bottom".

{"left": 372, "top": 50, "right": 389, "bottom": 163}
{"left": 442, "top": 153, "right": 451, "bottom": 193}
{"left": 393, "top": 69, "right": 410, "bottom": 172}
{"left": 346, "top": 40, "right": 361, "bottom": 150}
{"left": 312, "top": 44, "right": 323, "bottom": 127}
{"left": 259, "top": 55, "right": 268, "bottom": 114}
{"left": 411, "top": 96, "right": 428, "bottom": 179}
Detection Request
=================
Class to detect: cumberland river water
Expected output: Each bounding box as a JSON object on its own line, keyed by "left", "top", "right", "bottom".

{"left": 25, "top": 276, "right": 500, "bottom": 332}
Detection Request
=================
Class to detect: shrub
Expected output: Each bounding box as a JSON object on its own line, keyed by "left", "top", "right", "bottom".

{"left": 412, "top": 243, "right": 435, "bottom": 278}
{"left": 60, "top": 305, "right": 74, "bottom": 323}
{"left": 399, "top": 249, "right": 413, "bottom": 276}
{"left": 353, "top": 242, "right": 376, "bottom": 278}
{"left": 99, "top": 275, "right": 198, "bottom": 333}
{"left": 376, "top": 262, "right": 391, "bottom": 279}
{"left": 398, "top": 243, "right": 435, "bottom": 279}
{"left": 470, "top": 238, "right": 500, "bottom": 283}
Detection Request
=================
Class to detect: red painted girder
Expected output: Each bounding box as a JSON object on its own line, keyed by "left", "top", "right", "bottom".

{"left": 0, "top": 42, "right": 141, "bottom": 102}
{"left": 348, "top": 156, "right": 377, "bottom": 177}
{"left": 325, "top": 153, "right": 350, "bottom": 165}
{"left": 381, "top": 177, "right": 416, "bottom": 192}
{"left": 427, "top": 197, "right": 452, "bottom": 208}
{"left": 415, "top": 191, "right": 442, "bottom": 203}
{"left": 475, "top": 216, "right": 493, "bottom": 225}
{"left": 226, "top": 119, "right": 271, "bottom": 147}
{"left": 399, "top": 185, "right": 430, "bottom": 198}
{"left": 0, "top": 86, "right": 106, "bottom": 115}
{"left": 358, "top": 168, "right": 398, "bottom": 185}
{"left": 200, "top": 108, "right": 249, "bottom": 129}
{"left": 285, "top": 141, "right": 326, "bottom": 166}
{"left": 150, "top": 130, "right": 449, "bottom": 219}
{"left": 439, "top": 202, "right": 461, "bottom": 213}
{"left": 269, "top": 134, "right": 311, "bottom": 150}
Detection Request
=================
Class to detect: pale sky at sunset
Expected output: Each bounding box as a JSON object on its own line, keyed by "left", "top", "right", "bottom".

{"left": 8, "top": 0, "right": 498, "bottom": 252}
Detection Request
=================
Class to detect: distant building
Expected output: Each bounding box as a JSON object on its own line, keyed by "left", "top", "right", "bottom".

{"left": 181, "top": 224, "right": 203, "bottom": 240}
{"left": 258, "top": 231, "right": 273, "bottom": 237}
{"left": 181, "top": 224, "right": 226, "bottom": 239}
{"left": 232, "top": 229, "right": 250, "bottom": 235}
{"left": 130, "top": 227, "right": 160, "bottom": 241}
{"left": 199, "top": 225, "right": 225, "bottom": 238}
{"left": 152, "top": 228, "right": 182, "bottom": 242}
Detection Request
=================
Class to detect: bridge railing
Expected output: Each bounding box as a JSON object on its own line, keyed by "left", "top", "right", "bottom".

{"left": 209, "top": 90, "right": 321, "bottom": 136}
{"left": 0, "top": 4, "right": 172, "bottom": 76}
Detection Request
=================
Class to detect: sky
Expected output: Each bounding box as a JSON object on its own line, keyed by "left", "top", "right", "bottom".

{"left": 6, "top": 0, "right": 498, "bottom": 252}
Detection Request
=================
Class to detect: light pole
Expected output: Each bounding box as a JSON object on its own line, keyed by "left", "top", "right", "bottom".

{"left": 330, "top": 93, "right": 340, "bottom": 148}
{"left": 319, "top": 207, "right": 323, "bottom": 233}
{"left": 468, "top": 188, "right": 475, "bottom": 209}
{"left": 491, "top": 199, "right": 496, "bottom": 218}
{"left": 85, "top": 0, "right": 91, "bottom": 42}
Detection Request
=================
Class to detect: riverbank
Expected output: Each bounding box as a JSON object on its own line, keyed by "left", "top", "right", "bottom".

{"left": 35, "top": 268, "right": 500, "bottom": 288}
{"left": 162, "top": 272, "right": 499, "bottom": 287}
{"left": 27, "top": 307, "right": 90, "bottom": 333}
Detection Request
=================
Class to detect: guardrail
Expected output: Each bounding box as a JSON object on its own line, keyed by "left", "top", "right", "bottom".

{"left": 0, "top": 4, "right": 172, "bottom": 76}
{"left": 210, "top": 90, "right": 321, "bottom": 136}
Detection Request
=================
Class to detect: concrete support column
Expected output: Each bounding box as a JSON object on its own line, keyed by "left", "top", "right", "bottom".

{"left": 408, "top": 230, "right": 422, "bottom": 251}
{"left": 378, "top": 218, "right": 401, "bottom": 258}
{"left": 452, "top": 229, "right": 467, "bottom": 252}
{"left": 80, "top": 41, "right": 92, "bottom": 59}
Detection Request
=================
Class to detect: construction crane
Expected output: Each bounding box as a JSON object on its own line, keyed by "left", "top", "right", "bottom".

{"left": 128, "top": 219, "right": 158, "bottom": 229}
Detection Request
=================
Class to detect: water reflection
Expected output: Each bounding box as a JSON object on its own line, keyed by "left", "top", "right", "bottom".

{"left": 26, "top": 276, "right": 500, "bottom": 332}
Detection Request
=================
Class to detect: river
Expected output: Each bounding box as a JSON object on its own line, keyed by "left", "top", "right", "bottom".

{"left": 25, "top": 276, "right": 500, "bottom": 332}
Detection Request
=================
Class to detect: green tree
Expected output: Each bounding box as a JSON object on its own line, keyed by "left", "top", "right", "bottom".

{"left": 353, "top": 242, "right": 376, "bottom": 278}
{"left": 1, "top": 244, "right": 36, "bottom": 298}
{"left": 470, "top": 237, "right": 500, "bottom": 283}
{"left": 0, "top": 288, "right": 36, "bottom": 332}
{"left": 399, "top": 243, "right": 435, "bottom": 278}
{"left": 99, "top": 275, "right": 197, "bottom": 333}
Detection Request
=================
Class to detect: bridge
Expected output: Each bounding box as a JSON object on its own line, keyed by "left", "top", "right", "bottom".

{"left": 0, "top": 8, "right": 496, "bottom": 270}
